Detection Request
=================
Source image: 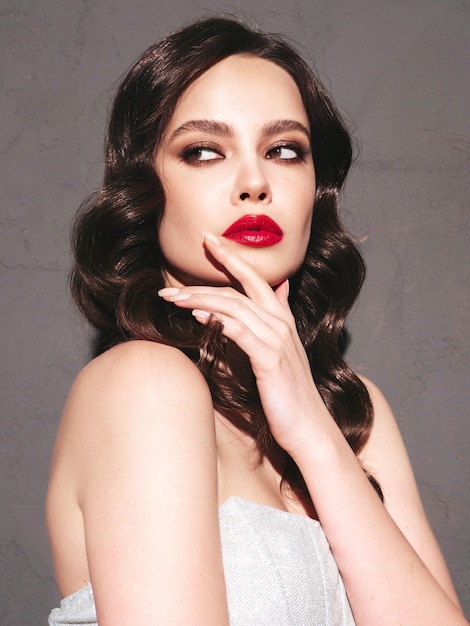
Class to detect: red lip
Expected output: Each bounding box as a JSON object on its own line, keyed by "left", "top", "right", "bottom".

{"left": 222, "top": 215, "right": 283, "bottom": 247}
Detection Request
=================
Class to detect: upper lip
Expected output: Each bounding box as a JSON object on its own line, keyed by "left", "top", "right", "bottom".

{"left": 222, "top": 214, "right": 283, "bottom": 236}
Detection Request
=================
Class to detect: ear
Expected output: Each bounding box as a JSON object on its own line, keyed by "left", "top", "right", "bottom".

{"left": 274, "top": 279, "right": 289, "bottom": 307}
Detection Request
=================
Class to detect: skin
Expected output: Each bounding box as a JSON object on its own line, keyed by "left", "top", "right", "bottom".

{"left": 155, "top": 55, "right": 315, "bottom": 288}
{"left": 46, "top": 56, "right": 468, "bottom": 625}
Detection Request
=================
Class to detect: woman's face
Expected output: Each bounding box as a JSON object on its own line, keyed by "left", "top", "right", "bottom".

{"left": 155, "top": 54, "right": 316, "bottom": 288}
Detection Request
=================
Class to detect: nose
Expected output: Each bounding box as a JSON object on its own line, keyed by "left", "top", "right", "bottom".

{"left": 230, "top": 158, "right": 272, "bottom": 205}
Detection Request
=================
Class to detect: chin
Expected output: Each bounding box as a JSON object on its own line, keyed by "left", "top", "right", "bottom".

{"left": 163, "top": 253, "right": 305, "bottom": 290}
{"left": 256, "top": 258, "right": 305, "bottom": 287}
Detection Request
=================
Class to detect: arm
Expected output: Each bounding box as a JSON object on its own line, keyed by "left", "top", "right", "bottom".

{"left": 160, "top": 232, "right": 468, "bottom": 626}
{"left": 359, "top": 378, "right": 460, "bottom": 606}
{"left": 58, "top": 341, "right": 229, "bottom": 625}
{"left": 286, "top": 380, "right": 465, "bottom": 626}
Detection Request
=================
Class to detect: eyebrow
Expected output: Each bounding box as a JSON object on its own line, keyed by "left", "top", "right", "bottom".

{"left": 169, "top": 120, "right": 232, "bottom": 141}
{"left": 168, "top": 119, "right": 311, "bottom": 142}
{"left": 263, "top": 119, "right": 311, "bottom": 141}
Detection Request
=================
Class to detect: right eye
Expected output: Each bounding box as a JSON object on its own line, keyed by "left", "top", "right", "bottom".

{"left": 180, "top": 145, "right": 224, "bottom": 164}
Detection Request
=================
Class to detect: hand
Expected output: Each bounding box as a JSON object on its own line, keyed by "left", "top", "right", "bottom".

{"left": 158, "top": 232, "right": 331, "bottom": 453}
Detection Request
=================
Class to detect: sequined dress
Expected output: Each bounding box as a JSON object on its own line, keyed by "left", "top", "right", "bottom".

{"left": 48, "top": 497, "right": 355, "bottom": 625}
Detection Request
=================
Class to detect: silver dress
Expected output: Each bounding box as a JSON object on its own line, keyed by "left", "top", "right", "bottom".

{"left": 48, "top": 497, "right": 355, "bottom": 625}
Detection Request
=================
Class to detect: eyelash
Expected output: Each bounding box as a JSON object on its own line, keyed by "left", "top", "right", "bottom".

{"left": 179, "top": 141, "right": 310, "bottom": 166}
{"left": 266, "top": 142, "right": 310, "bottom": 163}
{"left": 179, "top": 143, "right": 223, "bottom": 165}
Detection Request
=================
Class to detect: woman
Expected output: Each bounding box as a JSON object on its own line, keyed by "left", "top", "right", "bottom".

{"left": 46, "top": 16, "right": 467, "bottom": 625}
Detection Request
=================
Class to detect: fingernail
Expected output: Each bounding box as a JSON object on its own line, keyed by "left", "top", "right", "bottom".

{"left": 158, "top": 288, "right": 180, "bottom": 296}
{"left": 202, "top": 231, "right": 221, "bottom": 246}
{"left": 192, "top": 309, "right": 210, "bottom": 322}
{"left": 168, "top": 293, "right": 191, "bottom": 301}
{"left": 158, "top": 288, "right": 191, "bottom": 301}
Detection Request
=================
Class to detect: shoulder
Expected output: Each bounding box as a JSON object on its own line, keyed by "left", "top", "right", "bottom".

{"left": 358, "top": 376, "right": 415, "bottom": 493}
{"left": 358, "top": 376, "right": 425, "bottom": 528}
{"left": 358, "top": 376, "right": 428, "bottom": 530}
{"left": 55, "top": 340, "right": 216, "bottom": 487}
{"left": 48, "top": 342, "right": 228, "bottom": 621}
{"left": 76, "top": 339, "right": 208, "bottom": 397}
{"left": 68, "top": 339, "right": 212, "bottom": 425}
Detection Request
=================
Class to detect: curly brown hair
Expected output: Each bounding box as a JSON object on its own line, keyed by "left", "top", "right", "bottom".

{"left": 71, "top": 16, "right": 382, "bottom": 499}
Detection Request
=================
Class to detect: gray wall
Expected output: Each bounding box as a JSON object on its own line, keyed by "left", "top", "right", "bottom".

{"left": 1, "top": 0, "right": 468, "bottom": 623}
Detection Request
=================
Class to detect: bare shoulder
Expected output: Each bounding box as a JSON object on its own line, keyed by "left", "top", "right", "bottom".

{"left": 48, "top": 341, "right": 228, "bottom": 620}
{"left": 357, "top": 375, "right": 431, "bottom": 547}
{"left": 51, "top": 340, "right": 216, "bottom": 493}
{"left": 67, "top": 340, "right": 211, "bottom": 427}
{"left": 74, "top": 339, "right": 209, "bottom": 405}
{"left": 358, "top": 375, "right": 419, "bottom": 503}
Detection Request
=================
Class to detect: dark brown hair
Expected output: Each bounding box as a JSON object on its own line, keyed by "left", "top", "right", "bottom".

{"left": 71, "top": 16, "right": 381, "bottom": 498}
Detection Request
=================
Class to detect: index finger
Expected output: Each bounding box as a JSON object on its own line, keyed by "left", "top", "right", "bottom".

{"left": 202, "top": 231, "right": 286, "bottom": 310}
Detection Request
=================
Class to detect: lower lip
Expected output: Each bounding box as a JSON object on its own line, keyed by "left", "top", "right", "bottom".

{"left": 223, "top": 231, "right": 283, "bottom": 247}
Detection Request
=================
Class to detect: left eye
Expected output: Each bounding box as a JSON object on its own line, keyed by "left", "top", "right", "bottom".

{"left": 193, "top": 147, "right": 220, "bottom": 161}
{"left": 180, "top": 145, "right": 224, "bottom": 164}
{"left": 267, "top": 145, "right": 304, "bottom": 161}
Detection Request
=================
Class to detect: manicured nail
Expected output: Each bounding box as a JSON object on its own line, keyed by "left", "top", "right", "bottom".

{"left": 192, "top": 309, "right": 210, "bottom": 322}
{"left": 202, "top": 231, "right": 221, "bottom": 246}
{"left": 158, "top": 288, "right": 180, "bottom": 296}
{"left": 158, "top": 288, "right": 191, "bottom": 301}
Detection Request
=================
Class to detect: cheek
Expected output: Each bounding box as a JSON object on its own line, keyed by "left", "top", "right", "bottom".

{"left": 297, "top": 185, "right": 315, "bottom": 235}
{"left": 293, "top": 188, "right": 315, "bottom": 261}
{"left": 158, "top": 180, "right": 200, "bottom": 238}
{"left": 304, "top": 176, "right": 316, "bottom": 227}
{"left": 158, "top": 194, "right": 190, "bottom": 263}
{"left": 158, "top": 192, "right": 211, "bottom": 278}
{"left": 159, "top": 209, "right": 196, "bottom": 262}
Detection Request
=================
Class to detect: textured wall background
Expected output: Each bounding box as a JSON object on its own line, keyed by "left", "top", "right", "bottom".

{"left": 1, "top": 0, "right": 468, "bottom": 623}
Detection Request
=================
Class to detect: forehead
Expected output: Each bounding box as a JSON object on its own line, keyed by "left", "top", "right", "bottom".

{"left": 167, "top": 55, "right": 309, "bottom": 130}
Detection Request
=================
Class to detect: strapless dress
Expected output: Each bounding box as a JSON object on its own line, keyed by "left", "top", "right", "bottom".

{"left": 48, "top": 496, "right": 355, "bottom": 625}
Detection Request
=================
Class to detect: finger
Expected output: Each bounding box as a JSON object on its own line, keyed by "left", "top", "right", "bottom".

{"left": 191, "top": 307, "right": 286, "bottom": 373}
{"left": 159, "top": 282, "right": 293, "bottom": 328}
{"left": 170, "top": 289, "right": 299, "bottom": 366}
{"left": 158, "top": 285, "right": 261, "bottom": 316}
{"left": 202, "top": 231, "right": 284, "bottom": 310}
{"left": 274, "top": 279, "right": 289, "bottom": 308}
{"left": 164, "top": 291, "right": 278, "bottom": 342}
